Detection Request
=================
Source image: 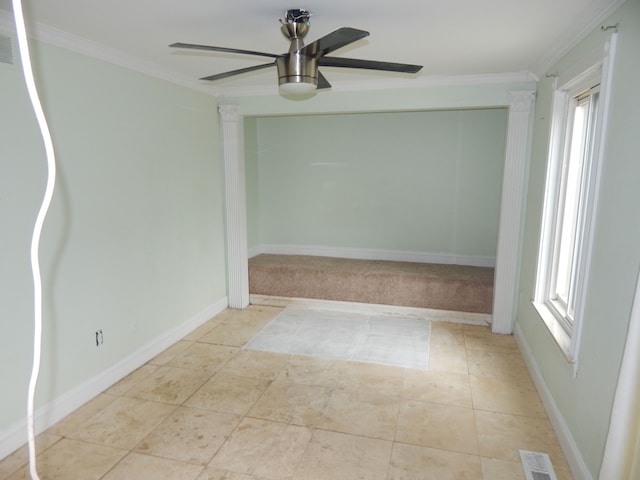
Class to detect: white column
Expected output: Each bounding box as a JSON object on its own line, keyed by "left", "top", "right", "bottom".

{"left": 492, "top": 91, "right": 536, "bottom": 334}
{"left": 219, "top": 104, "right": 249, "bottom": 309}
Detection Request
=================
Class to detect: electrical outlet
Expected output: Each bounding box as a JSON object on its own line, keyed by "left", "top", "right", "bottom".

{"left": 95, "top": 329, "right": 104, "bottom": 347}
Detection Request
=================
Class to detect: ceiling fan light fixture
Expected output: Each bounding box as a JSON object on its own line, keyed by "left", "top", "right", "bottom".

{"left": 279, "top": 80, "right": 317, "bottom": 96}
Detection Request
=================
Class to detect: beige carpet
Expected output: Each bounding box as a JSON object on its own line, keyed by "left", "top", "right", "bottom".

{"left": 249, "top": 254, "right": 494, "bottom": 314}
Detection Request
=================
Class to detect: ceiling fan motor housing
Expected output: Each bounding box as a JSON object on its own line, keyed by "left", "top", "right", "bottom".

{"left": 278, "top": 11, "right": 317, "bottom": 89}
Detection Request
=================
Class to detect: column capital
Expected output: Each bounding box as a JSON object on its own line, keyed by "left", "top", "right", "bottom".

{"left": 508, "top": 90, "right": 536, "bottom": 113}
{"left": 218, "top": 104, "right": 241, "bottom": 123}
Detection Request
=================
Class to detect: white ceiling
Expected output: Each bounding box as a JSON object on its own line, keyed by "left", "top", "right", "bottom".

{"left": 0, "top": 0, "right": 625, "bottom": 95}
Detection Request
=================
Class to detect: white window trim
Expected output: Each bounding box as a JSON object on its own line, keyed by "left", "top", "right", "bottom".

{"left": 533, "top": 33, "right": 617, "bottom": 369}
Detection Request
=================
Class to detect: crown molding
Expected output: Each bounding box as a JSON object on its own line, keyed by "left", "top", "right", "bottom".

{"left": 219, "top": 70, "right": 537, "bottom": 98}
{"left": 529, "top": 0, "right": 626, "bottom": 77}
{"left": 0, "top": 8, "right": 218, "bottom": 95}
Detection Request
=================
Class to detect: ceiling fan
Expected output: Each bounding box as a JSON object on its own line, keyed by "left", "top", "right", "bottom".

{"left": 170, "top": 9, "right": 423, "bottom": 96}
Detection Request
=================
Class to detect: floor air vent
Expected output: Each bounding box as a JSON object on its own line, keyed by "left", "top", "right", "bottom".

{"left": 0, "top": 34, "right": 13, "bottom": 65}
{"left": 519, "top": 450, "right": 558, "bottom": 480}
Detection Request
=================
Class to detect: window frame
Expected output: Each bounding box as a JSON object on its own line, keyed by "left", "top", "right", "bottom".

{"left": 533, "top": 34, "right": 617, "bottom": 367}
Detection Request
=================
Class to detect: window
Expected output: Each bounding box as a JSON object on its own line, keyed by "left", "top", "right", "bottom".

{"left": 534, "top": 36, "right": 616, "bottom": 364}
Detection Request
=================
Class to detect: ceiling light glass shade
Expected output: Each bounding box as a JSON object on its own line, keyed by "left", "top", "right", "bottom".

{"left": 279, "top": 81, "right": 317, "bottom": 96}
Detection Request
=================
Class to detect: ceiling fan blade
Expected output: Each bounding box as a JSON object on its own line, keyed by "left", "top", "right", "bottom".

{"left": 200, "top": 62, "right": 276, "bottom": 81}
{"left": 318, "top": 56, "right": 423, "bottom": 74}
{"left": 317, "top": 71, "right": 331, "bottom": 89}
{"left": 170, "top": 42, "right": 279, "bottom": 59}
{"left": 297, "top": 27, "right": 369, "bottom": 57}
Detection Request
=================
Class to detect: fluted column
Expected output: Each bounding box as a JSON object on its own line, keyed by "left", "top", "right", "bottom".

{"left": 219, "top": 104, "right": 249, "bottom": 308}
{"left": 492, "top": 91, "right": 536, "bottom": 334}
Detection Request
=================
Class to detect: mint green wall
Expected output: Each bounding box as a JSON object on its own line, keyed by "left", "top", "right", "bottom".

{"left": 0, "top": 40, "right": 226, "bottom": 431}
{"left": 516, "top": 0, "right": 640, "bottom": 476}
{"left": 250, "top": 109, "right": 507, "bottom": 257}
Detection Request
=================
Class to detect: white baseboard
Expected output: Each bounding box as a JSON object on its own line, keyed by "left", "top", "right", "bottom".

{"left": 250, "top": 294, "right": 492, "bottom": 326}
{"left": 513, "top": 323, "right": 592, "bottom": 480}
{"left": 248, "top": 244, "right": 496, "bottom": 268}
{"left": 0, "top": 297, "right": 228, "bottom": 461}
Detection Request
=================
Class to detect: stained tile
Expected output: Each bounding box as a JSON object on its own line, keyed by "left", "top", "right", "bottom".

{"left": 135, "top": 406, "right": 241, "bottom": 465}
{"left": 196, "top": 468, "right": 266, "bottom": 480}
{"left": 480, "top": 458, "right": 526, "bottom": 480}
{"left": 7, "top": 439, "right": 126, "bottom": 480}
{"left": 429, "top": 343, "right": 469, "bottom": 374}
{"left": 338, "top": 360, "right": 405, "bottom": 394}
{"left": 200, "top": 323, "right": 266, "bottom": 347}
{"left": 101, "top": 452, "right": 203, "bottom": 480}
{"left": 208, "top": 418, "right": 312, "bottom": 478}
{"left": 430, "top": 321, "right": 465, "bottom": 347}
{"left": 388, "top": 442, "right": 482, "bottom": 480}
{"left": 293, "top": 429, "right": 392, "bottom": 480}
{"left": 396, "top": 400, "right": 479, "bottom": 455}
{"left": 277, "top": 355, "right": 345, "bottom": 388}
{"left": 47, "top": 393, "right": 118, "bottom": 438}
{"left": 183, "top": 317, "right": 227, "bottom": 342}
{"left": 76, "top": 396, "right": 176, "bottom": 449}
{"left": 218, "top": 350, "right": 288, "bottom": 380}
{"left": 470, "top": 375, "right": 547, "bottom": 418}
{"left": 0, "top": 433, "right": 61, "bottom": 479}
{"left": 185, "top": 372, "right": 271, "bottom": 415}
{"left": 463, "top": 325, "right": 519, "bottom": 353}
{"left": 248, "top": 381, "right": 332, "bottom": 427}
{"left": 167, "top": 342, "right": 239, "bottom": 374}
{"left": 403, "top": 369, "right": 473, "bottom": 407}
{"left": 126, "top": 365, "right": 211, "bottom": 404}
{"left": 320, "top": 387, "right": 401, "bottom": 440}
{"left": 475, "top": 410, "right": 569, "bottom": 470}
{"left": 466, "top": 349, "right": 533, "bottom": 386}
{"left": 106, "top": 364, "right": 159, "bottom": 396}
{"left": 149, "top": 340, "right": 194, "bottom": 366}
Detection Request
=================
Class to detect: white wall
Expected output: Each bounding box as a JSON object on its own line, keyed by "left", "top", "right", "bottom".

{"left": 515, "top": 0, "right": 640, "bottom": 476}
{"left": 0, "top": 35, "right": 227, "bottom": 446}
{"left": 248, "top": 109, "right": 507, "bottom": 262}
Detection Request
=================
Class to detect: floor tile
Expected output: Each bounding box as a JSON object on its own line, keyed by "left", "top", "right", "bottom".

{"left": 403, "top": 369, "right": 473, "bottom": 407}
{"left": 126, "top": 365, "right": 211, "bottom": 404}
{"left": 470, "top": 375, "right": 547, "bottom": 418}
{"left": 247, "top": 381, "right": 332, "bottom": 427}
{"left": 429, "top": 343, "right": 469, "bottom": 374}
{"left": 200, "top": 323, "right": 267, "bottom": 347}
{"left": 396, "top": 400, "right": 479, "bottom": 455}
{"left": 0, "top": 433, "right": 60, "bottom": 479}
{"left": 149, "top": 340, "right": 195, "bottom": 366}
{"left": 466, "top": 349, "right": 533, "bottom": 386}
{"left": 185, "top": 372, "right": 271, "bottom": 415}
{"left": 430, "top": 321, "right": 465, "bottom": 347}
{"left": 196, "top": 467, "right": 267, "bottom": 479}
{"left": 218, "top": 350, "right": 288, "bottom": 380}
{"left": 475, "top": 410, "right": 569, "bottom": 470}
{"left": 182, "top": 317, "right": 227, "bottom": 342}
{"left": 7, "top": 439, "right": 126, "bottom": 480}
{"left": 320, "top": 386, "right": 401, "bottom": 440}
{"left": 105, "top": 364, "right": 159, "bottom": 396}
{"left": 338, "top": 360, "right": 405, "bottom": 395}
{"left": 480, "top": 458, "right": 526, "bottom": 480}
{"left": 208, "top": 417, "right": 312, "bottom": 479}
{"left": 135, "top": 406, "right": 241, "bottom": 465}
{"left": 388, "top": 442, "right": 482, "bottom": 480}
{"left": 277, "top": 355, "right": 345, "bottom": 388}
{"left": 47, "top": 393, "right": 118, "bottom": 438}
{"left": 293, "top": 429, "right": 392, "bottom": 480}
{"left": 101, "top": 452, "right": 203, "bottom": 480}
{"left": 75, "top": 396, "right": 176, "bottom": 449}
{"left": 167, "top": 342, "right": 239, "bottom": 374}
{"left": 463, "top": 325, "right": 519, "bottom": 354}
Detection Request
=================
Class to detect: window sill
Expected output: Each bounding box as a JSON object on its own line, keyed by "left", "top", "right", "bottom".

{"left": 531, "top": 300, "right": 577, "bottom": 363}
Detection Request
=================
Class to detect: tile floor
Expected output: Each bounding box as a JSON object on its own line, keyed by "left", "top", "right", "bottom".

{"left": 0, "top": 305, "right": 574, "bottom": 480}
